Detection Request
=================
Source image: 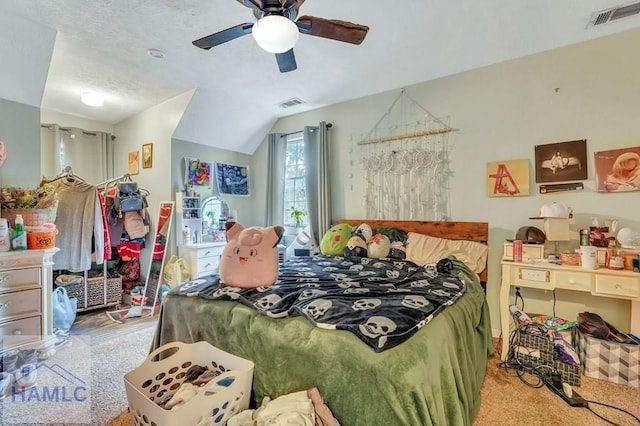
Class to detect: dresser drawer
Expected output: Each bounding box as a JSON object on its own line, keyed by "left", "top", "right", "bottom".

{"left": 0, "top": 268, "right": 41, "bottom": 292}
{"left": 594, "top": 275, "right": 640, "bottom": 299}
{"left": 0, "top": 315, "right": 42, "bottom": 339}
{"left": 554, "top": 270, "right": 593, "bottom": 292}
{"left": 0, "top": 288, "right": 42, "bottom": 321}
{"left": 195, "top": 256, "right": 220, "bottom": 276}
{"left": 197, "top": 246, "right": 224, "bottom": 259}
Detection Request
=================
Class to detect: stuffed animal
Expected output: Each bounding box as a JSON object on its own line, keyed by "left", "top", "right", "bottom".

{"left": 344, "top": 230, "right": 368, "bottom": 258}
{"left": 368, "top": 233, "right": 391, "bottom": 258}
{"left": 320, "top": 223, "right": 355, "bottom": 256}
{"left": 219, "top": 223, "right": 284, "bottom": 288}
{"left": 355, "top": 223, "right": 373, "bottom": 243}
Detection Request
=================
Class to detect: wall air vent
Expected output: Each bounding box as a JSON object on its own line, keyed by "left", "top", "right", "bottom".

{"left": 589, "top": 1, "right": 640, "bottom": 27}
{"left": 278, "top": 98, "right": 304, "bottom": 108}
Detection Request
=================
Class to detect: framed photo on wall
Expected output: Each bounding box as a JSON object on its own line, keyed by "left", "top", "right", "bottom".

{"left": 142, "top": 143, "right": 153, "bottom": 169}
{"left": 594, "top": 146, "right": 640, "bottom": 193}
{"left": 184, "top": 157, "right": 212, "bottom": 188}
{"left": 215, "top": 162, "right": 249, "bottom": 196}
{"left": 534, "top": 139, "right": 587, "bottom": 183}
{"left": 486, "top": 159, "right": 530, "bottom": 197}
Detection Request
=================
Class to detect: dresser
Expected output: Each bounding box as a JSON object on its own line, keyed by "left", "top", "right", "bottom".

{"left": 0, "top": 248, "right": 59, "bottom": 353}
{"left": 178, "top": 242, "right": 226, "bottom": 279}
{"left": 500, "top": 260, "right": 640, "bottom": 360}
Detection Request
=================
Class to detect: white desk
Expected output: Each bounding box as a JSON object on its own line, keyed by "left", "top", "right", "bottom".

{"left": 500, "top": 260, "right": 640, "bottom": 360}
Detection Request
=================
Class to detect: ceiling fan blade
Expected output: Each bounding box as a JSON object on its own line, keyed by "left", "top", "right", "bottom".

{"left": 235, "top": 0, "right": 262, "bottom": 11}
{"left": 275, "top": 49, "right": 297, "bottom": 73}
{"left": 296, "top": 15, "right": 369, "bottom": 45}
{"left": 192, "top": 23, "right": 254, "bottom": 49}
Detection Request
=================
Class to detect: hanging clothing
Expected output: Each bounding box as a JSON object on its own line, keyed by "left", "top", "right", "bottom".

{"left": 51, "top": 179, "right": 105, "bottom": 272}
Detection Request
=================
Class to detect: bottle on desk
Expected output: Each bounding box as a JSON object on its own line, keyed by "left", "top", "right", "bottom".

{"left": 0, "top": 218, "right": 10, "bottom": 252}
{"left": 513, "top": 240, "right": 523, "bottom": 262}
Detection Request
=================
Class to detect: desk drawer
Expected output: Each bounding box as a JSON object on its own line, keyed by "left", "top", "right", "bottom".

{"left": 0, "top": 268, "right": 41, "bottom": 292}
{"left": 0, "top": 289, "right": 42, "bottom": 321}
{"left": 594, "top": 275, "right": 640, "bottom": 299}
{"left": 196, "top": 256, "right": 220, "bottom": 276}
{"left": 555, "top": 271, "right": 592, "bottom": 292}
{"left": 513, "top": 267, "right": 553, "bottom": 290}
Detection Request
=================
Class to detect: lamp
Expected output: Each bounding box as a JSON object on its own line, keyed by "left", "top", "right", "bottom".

{"left": 544, "top": 218, "right": 570, "bottom": 256}
{"left": 252, "top": 15, "right": 299, "bottom": 53}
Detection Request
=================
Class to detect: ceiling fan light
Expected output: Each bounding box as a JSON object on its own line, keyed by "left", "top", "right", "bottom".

{"left": 252, "top": 15, "right": 299, "bottom": 54}
{"left": 81, "top": 91, "right": 104, "bottom": 107}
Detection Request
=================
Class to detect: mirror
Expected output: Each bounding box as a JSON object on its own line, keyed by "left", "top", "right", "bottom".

{"left": 200, "top": 196, "right": 229, "bottom": 234}
{"left": 141, "top": 201, "right": 175, "bottom": 313}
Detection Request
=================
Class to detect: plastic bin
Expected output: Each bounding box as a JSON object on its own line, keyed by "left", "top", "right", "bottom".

{"left": 124, "top": 341, "right": 254, "bottom": 426}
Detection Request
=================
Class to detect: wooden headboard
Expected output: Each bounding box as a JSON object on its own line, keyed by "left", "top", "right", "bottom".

{"left": 334, "top": 220, "right": 489, "bottom": 282}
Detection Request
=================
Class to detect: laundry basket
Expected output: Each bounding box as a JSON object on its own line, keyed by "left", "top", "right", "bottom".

{"left": 124, "top": 341, "right": 254, "bottom": 426}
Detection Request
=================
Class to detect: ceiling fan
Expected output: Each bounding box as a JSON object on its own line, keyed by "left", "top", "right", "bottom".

{"left": 192, "top": 0, "right": 369, "bottom": 73}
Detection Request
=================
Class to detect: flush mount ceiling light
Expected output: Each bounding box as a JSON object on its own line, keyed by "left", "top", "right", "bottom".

{"left": 251, "top": 14, "right": 299, "bottom": 54}
{"left": 81, "top": 91, "right": 104, "bottom": 107}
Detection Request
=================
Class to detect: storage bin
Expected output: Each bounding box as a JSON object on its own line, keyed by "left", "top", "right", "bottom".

{"left": 26, "top": 229, "right": 57, "bottom": 250}
{"left": 56, "top": 275, "right": 122, "bottom": 310}
{"left": 124, "top": 341, "right": 254, "bottom": 426}
{"left": 572, "top": 328, "right": 639, "bottom": 389}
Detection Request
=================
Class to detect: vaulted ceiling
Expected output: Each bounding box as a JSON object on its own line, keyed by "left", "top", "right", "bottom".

{"left": 1, "top": 1, "right": 640, "bottom": 154}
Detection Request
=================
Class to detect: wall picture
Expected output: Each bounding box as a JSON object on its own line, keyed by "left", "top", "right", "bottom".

{"left": 128, "top": 151, "right": 139, "bottom": 175}
{"left": 534, "top": 139, "right": 588, "bottom": 183}
{"left": 142, "top": 143, "right": 153, "bottom": 169}
{"left": 215, "top": 162, "right": 249, "bottom": 196}
{"left": 594, "top": 146, "right": 640, "bottom": 193}
{"left": 486, "top": 159, "right": 530, "bottom": 197}
{"left": 185, "top": 158, "right": 212, "bottom": 188}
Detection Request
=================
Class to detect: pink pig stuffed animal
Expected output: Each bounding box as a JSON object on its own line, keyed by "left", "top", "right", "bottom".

{"left": 219, "top": 223, "right": 284, "bottom": 288}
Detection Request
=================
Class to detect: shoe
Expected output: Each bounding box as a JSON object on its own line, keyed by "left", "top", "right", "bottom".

{"left": 13, "top": 363, "right": 37, "bottom": 392}
{"left": 605, "top": 321, "right": 638, "bottom": 345}
{"left": 0, "top": 372, "right": 14, "bottom": 398}
{"left": 578, "top": 312, "right": 611, "bottom": 340}
{"left": 1, "top": 352, "right": 19, "bottom": 373}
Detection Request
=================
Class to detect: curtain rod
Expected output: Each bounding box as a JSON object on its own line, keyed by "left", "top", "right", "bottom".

{"left": 279, "top": 122, "right": 333, "bottom": 138}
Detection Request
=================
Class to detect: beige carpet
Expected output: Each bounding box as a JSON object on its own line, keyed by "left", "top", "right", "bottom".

{"left": 108, "top": 341, "right": 640, "bottom": 426}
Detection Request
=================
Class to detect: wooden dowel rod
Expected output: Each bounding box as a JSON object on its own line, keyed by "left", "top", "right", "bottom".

{"left": 357, "top": 127, "right": 453, "bottom": 146}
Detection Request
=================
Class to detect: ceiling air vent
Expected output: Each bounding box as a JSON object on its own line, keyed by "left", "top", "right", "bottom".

{"left": 589, "top": 1, "right": 640, "bottom": 27}
{"left": 278, "top": 98, "right": 304, "bottom": 109}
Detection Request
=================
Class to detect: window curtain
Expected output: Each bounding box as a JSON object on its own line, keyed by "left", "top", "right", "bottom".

{"left": 304, "top": 122, "right": 332, "bottom": 245}
{"left": 41, "top": 124, "right": 115, "bottom": 183}
{"left": 265, "top": 132, "right": 285, "bottom": 226}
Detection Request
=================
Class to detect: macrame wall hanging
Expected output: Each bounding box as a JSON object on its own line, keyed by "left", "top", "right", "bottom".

{"left": 352, "top": 90, "right": 455, "bottom": 221}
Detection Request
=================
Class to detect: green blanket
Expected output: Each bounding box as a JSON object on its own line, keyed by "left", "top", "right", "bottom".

{"left": 152, "top": 258, "right": 493, "bottom": 425}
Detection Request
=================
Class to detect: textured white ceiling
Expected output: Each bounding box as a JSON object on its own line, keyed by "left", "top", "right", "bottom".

{"left": 1, "top": 1, "right": 640, "bottom": 154}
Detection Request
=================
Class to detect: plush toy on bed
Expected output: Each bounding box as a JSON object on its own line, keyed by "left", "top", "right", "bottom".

{"left": 320, "top": 223, "right": 355, "bottom": 256}
{"left": 219, "top": 223, "right": 284, "bottom": 288}
{"left": 368, "top": 233, "right": 391, "bottom": 258}
{"left": 344, "top": 230, "right": 369, "bottom": 258}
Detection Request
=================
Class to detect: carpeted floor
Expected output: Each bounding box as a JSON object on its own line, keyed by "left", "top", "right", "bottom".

{"left": 0, "top": 307, "right": 157, "bottom": 426}
{"left": 106, "top": 339, "right": 640, "bottom": 426}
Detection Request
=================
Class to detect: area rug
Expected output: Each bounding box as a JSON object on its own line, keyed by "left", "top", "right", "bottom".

{"left": 0, "top": 321, "right": 156, "bottom": 425}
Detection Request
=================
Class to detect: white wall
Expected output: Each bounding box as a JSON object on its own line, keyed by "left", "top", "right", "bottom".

{"left": 252, "top": 27, "right": 640, "bottom": 336}
{"left": 0, "top": 98, "right": 41, "bottom": 187}
{"left": 41, "top": 110, "right": 115, "bottom": 134}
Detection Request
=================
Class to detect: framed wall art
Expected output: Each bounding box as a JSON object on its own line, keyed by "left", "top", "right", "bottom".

{"left": 486, "top": 159, "right": 530, "bottom": 197}
{"left": 534, "top": 139, "right": 587, "bottom": 183}
{"left": 185, "top": 157, "right": 212, "bottom": 188}
{"left": 142, "top": 142, "right": 153, "bottom": 169}
{"left": 215, "top": 162, "right": 249, "bottom": 196}
{"left": 594, "top": 146, "right": 640, "bottom": 193}
{"left": 128, "top": 151, "right": 139, "bottom": 175}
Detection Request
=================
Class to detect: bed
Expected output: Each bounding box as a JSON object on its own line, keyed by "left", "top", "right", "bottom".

{"left": 152, "top": 220, "right": 493, "bottom": 425}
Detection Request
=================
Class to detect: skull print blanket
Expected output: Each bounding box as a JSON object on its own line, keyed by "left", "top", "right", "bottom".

{"left": 168, "top": 255, "right": 467, "bottom": 352}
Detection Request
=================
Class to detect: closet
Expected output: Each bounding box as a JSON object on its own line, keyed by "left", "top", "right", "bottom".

{"left": 45, "top": 168, "right": 149, "bottom": 312}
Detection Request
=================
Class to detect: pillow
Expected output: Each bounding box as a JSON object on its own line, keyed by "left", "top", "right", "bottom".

{"left": 219, "top": 223, "right": 284, "bottom": 288}
{"left": 320, "top": 223, "right": 355, "bottom": 256}
{"left": 368, "top": 233, "right": 391, "bottom": 258}
{"left": 405, "top": 232, "right": 488, "bottom": 274}
{"left": 344, "top": 230, "right": 368, "bottom": 258}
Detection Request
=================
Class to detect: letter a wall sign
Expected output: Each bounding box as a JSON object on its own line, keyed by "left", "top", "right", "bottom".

{"left": 486, "top": 159, "right": 530, "bottom": 197}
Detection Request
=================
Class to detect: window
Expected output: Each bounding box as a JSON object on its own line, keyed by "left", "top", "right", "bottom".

{"left": 283, "top": 132, "right": 307, "bottom": 227}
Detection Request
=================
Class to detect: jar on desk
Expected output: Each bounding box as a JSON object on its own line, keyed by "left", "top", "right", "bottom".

{"left": 605, "top": 247, "right": 624, "bottom": 270}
